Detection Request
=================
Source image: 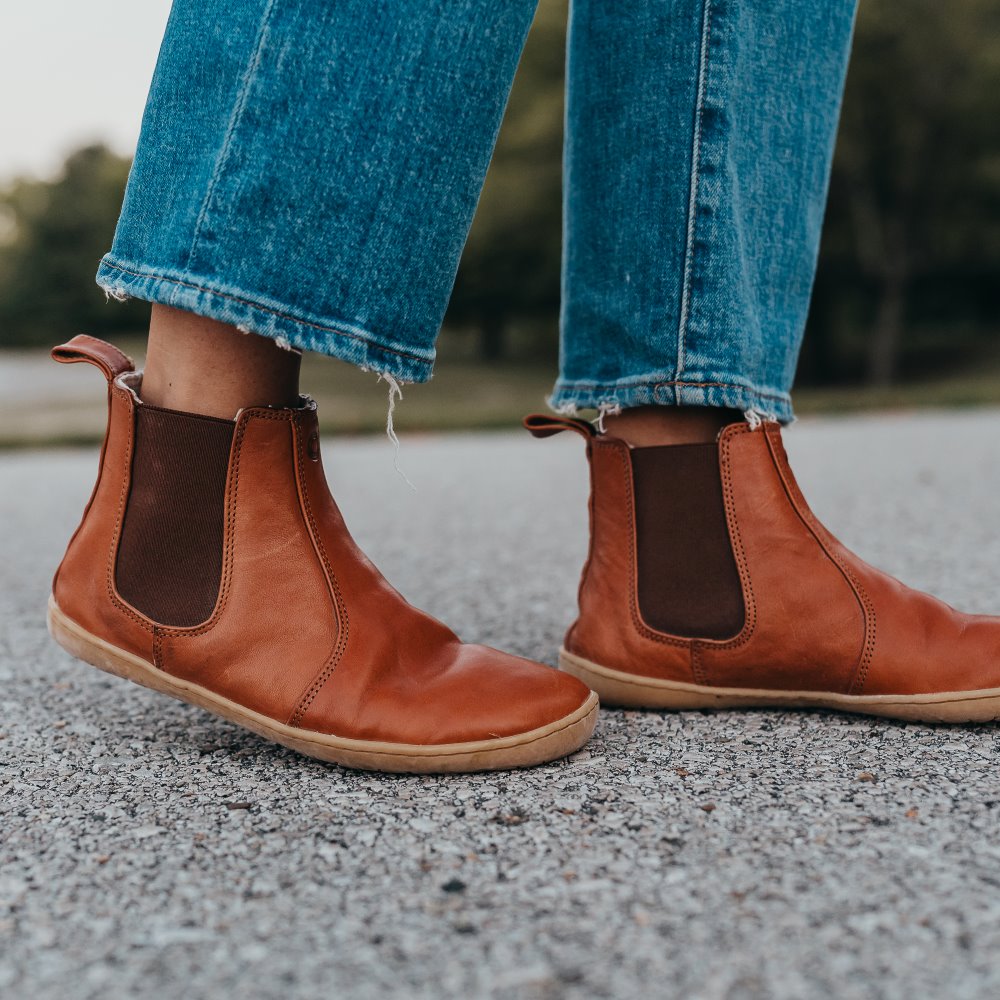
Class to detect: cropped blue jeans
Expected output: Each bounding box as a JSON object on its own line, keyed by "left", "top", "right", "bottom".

{"left": 98, "top": 0, "right": 857, "bottom": 422}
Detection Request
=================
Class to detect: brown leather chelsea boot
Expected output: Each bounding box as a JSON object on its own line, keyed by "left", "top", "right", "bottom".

{"left": 525, "top": 412, "right": 1000, "bottom": 723}
{"left": 46, "top": 335, "right": 598, "bottom": 772}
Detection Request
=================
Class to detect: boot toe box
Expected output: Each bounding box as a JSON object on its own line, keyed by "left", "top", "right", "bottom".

{"left": 301, "top": 639, "right": 596, "bottom": 747}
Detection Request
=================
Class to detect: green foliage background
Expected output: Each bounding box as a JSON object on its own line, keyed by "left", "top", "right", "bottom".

{"left": 1, "top": 0, "right": 998, "bottom": 390}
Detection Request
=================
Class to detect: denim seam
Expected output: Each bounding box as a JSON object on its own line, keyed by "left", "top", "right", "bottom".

{"left": 554, "top": 378, "right": 790, "bottom": 405}
{"left": 185, "top": 0, "right": 277, "bottom": 272}
{"left": 675, "top": 0, "right": 714, "bottom": 404}
{"left": 98, "top": 258, "right": 434, "bottom": 367}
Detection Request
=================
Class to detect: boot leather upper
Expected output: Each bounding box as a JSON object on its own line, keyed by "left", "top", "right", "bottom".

{"left": 52, "top": 338, "right": 590, "bottom": 745}
{"left": 539, "top": 415, "right": 1000, "bottom": 697}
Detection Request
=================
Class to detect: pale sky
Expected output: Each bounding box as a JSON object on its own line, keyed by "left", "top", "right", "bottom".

{"left": 1, "top": 1, "right": 173, "bottom": 182}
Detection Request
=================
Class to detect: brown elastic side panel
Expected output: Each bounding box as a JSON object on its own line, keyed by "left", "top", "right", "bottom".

{"left": 115, "top": 405, "right": 236, "bottom": 627}
{"left": 630, "top": 443, "right": 745, "bottom": 640}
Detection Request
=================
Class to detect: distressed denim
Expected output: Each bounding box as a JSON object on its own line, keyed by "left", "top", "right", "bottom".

{"left": 98, "top": 0, "right": 857, "bottom": 422}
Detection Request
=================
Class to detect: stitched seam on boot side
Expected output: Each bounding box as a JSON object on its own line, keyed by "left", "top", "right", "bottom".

{"left": 565, "top": 439, "right": 599, "bottom": 653}
{"left": 104, "top": 384, "right": 155, "bottom": 634}
{"left": 691, "top": 641, "right": 708, "bottom": 686}
{"left": 715, "top": 427, "right": 758, "bottom": 653}
{"left": 762, "top": 427, "right": 876, "bottom": 696}
{"left": 288, "top": 420, "right": 349, "bottom": 729}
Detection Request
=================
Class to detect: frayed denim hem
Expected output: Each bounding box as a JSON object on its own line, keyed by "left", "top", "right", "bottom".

{"left": 96, "top": 256, "right": 436, "bottom": 384}
{"left": 547, "top": 375, "right": 795, "bottom": 425}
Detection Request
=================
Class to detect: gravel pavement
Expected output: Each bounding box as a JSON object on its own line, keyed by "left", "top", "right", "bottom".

{"left": 3, "top": 411, "right": 1000, "bottom": 999}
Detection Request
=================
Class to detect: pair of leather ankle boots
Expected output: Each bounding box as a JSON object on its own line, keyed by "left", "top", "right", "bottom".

{"left": 47, "top": 336, "right": 1000, "bottom": 774}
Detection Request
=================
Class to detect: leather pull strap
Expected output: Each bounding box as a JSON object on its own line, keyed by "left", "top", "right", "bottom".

{"left": 523, "top": 413, "right": 597, "bottom": 440}
{"left": 51, "top": 334, "right": 135, "bottom": 382}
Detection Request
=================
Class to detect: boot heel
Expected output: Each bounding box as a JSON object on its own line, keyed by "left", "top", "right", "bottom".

{"left": 47, "top": 595, "right": 159, "bottom": 691}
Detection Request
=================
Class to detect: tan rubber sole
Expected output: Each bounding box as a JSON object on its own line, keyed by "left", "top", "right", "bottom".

{"left": 45, "top": 596, "right": 599, "bottom": 773}
{"left": 559, "top": 647, "right": 1000, "bottom": 723}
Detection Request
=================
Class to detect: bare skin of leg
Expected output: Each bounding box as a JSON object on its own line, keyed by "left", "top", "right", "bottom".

{"left": 604, "top": 405, "right": 742, "bottom": 447}
{"left": 141, "top": 304, "right": 301, "bottom": 419}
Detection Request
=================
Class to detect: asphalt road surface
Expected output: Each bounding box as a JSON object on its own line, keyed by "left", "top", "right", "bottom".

{"left": 3, "top": 411, "right": 1000, "bottom": 999}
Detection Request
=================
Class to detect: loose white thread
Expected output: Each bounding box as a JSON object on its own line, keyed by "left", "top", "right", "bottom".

{"left": 377, "top": 371, "right": 416, "bottom": 490}
{"left": 592, "top": 402, "right": 622, "bottom": 434}
{"left": 744, "top": 408, "right": 779, "bottom": 430}
{"left": 274, "top": 335, "right": 302, "bottom": 354}
{"left": 103, "top": 286, "right": 128, "bottom": 303}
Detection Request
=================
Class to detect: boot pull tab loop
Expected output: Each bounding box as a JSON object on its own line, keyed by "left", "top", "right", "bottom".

{"left": 51, "top": 335, "right": 135, "bottom": 383}
{"left": 523, "top": 412, "right": 597, "bottom": 440}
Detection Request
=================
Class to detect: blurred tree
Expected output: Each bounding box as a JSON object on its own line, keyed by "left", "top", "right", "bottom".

{"left": 811, "top": 0, "right": 1000, "bottom": 385}
{"left": 0, "top": 144, "right": 147, "bottom": 347}
{"left": 446, "top": 0, "right": 566, "bottom": 361}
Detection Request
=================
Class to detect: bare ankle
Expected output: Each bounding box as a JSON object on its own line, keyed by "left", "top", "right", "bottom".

{"left": 141, "top": 304, "right": 302, "bottom": 419}
{"left": 604, "top": 405, "right": 741, "bottom": 447}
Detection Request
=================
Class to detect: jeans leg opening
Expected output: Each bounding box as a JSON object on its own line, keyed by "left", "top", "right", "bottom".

{"left": 548, "top": 376, "right": 795, "bottom": 425}
{"left": 96, "top": 258, "right": 436, "bottom": 385}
